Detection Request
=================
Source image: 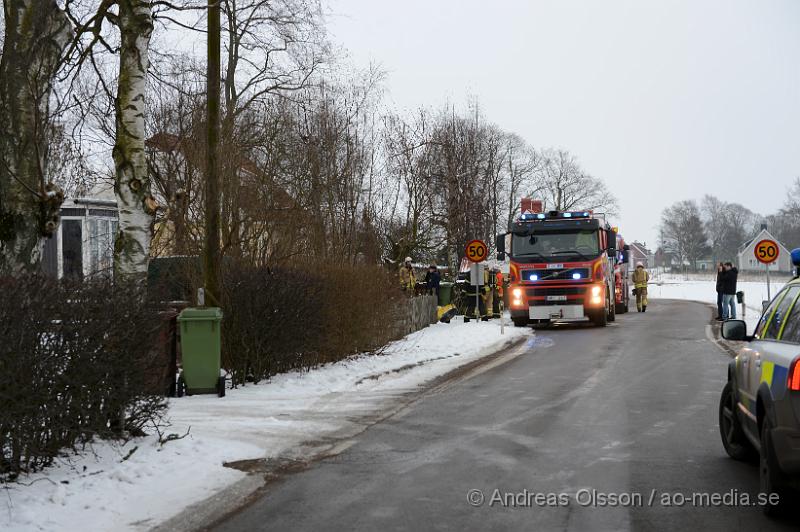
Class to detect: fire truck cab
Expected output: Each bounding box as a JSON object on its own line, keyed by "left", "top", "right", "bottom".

{"left": 496, "top": 203, "right": 619, "bottom": 327}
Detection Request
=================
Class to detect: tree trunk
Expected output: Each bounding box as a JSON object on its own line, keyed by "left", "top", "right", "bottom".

{"left": 113, "top": 0, "right": 155, "bottom": 278}
{"left": 0, "top": 1, "right": 69, "bottom": 274}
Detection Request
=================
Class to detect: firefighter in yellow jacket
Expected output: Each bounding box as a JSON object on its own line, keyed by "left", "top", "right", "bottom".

{"left": 631, "top": 262, "right": 649, "bottom": 312}
{"left": 399, "top": 257, "right": 416, "bottom": 292}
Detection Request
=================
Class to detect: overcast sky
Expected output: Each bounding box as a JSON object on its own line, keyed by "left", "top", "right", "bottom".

{"left": 327, "top": 0, "right": 800, "bottom": 248}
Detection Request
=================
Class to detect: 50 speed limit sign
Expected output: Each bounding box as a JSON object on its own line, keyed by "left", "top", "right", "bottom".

{"left": 754, "top": 239, "right": 780, "bottom": 264}
{"left": 465, "top": 239, "right": 488, "bottom": 263}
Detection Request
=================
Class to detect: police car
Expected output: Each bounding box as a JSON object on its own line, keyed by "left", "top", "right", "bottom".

{"left": 719, "top": 249, "right": 800, "bottom": 514}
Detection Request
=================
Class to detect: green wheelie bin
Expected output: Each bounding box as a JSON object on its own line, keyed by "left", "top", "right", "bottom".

{"left": 438, "top": 282, "right": 454, "bottom": 306}
{"left": 177, "top": 307, "right": 225, "bottom": 397}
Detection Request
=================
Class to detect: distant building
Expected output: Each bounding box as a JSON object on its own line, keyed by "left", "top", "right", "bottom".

{"left": 41, "top": 185, "right": 118, "bottom": 279}
{"left": 628, "top": 241, "right": 653, "bottom": 268}
{"left": 737, "top": 227, "right": 792, "bottom": 273}
{"left": 694, "top": 258, "right": 717, "bottom": 271}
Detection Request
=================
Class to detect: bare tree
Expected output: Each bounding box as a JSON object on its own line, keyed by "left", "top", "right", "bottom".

{"left": 535, "top": 148, "right": 618, "bottom": 216}
{"left": 660, "top": 200, "right": 710, "bottom": 270}
{"left": 0, "top": 1, "right": 71, "bottom": 274}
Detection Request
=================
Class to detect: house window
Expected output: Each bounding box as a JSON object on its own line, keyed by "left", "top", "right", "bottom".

{"left": 88, "top": 218, "right": 118, "bottom": 276}
{"left": 62, "top": 219, "right": 83, "bottom": 279}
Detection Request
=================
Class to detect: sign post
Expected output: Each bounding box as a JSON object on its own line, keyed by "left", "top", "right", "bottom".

{"left": 465, "top": 240, "right": 488, "bottom": 325}
{"left": 754, "top": 239, "right": 780, "bottom": 301}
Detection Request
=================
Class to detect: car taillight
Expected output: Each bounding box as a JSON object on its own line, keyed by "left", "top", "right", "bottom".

{"left": 789, "top": 357, "right": 800, "bottom": 391}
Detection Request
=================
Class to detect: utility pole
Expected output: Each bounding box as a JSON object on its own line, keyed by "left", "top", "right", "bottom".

{"left": 204, "top": 0, "right": 221, "bottom": 306}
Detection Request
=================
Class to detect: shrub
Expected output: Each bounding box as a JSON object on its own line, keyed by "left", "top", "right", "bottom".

{"left": 0, "top": 276, "right": 166, "bottom": 481}
{"left": 221, "top": 263, "right": 404, "bottom": 386}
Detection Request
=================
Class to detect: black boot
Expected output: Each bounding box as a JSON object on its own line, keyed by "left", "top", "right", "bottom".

{"left": 642, "top": 305, "right": 647, "bottom": 313}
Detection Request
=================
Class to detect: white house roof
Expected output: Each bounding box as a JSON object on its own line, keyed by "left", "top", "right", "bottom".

{"left": 629, "top": 242, "right": 651, "bottom": 256}
{"left": 737, "top": 228, "right": 789, "bottom": 255}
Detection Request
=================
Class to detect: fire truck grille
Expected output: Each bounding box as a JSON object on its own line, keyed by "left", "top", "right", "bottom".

{"left": 520, "top": 268, "right": 590, "bottom": 281}
{"left": 526, "top": 287, "right": 587, "bottom": 297}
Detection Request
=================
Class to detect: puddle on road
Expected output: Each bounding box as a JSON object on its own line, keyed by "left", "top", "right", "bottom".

{"left": 527, "top": 335, "right": 555, "bottom": 349}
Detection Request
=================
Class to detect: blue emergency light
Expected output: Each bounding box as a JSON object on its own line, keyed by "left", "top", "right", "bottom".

{"left": 572, "top": 272, "right": 582, "bottom": 280}
{"left": 792, "top": 248, "right": 800, "bottom": 267}
{"left": 529, "top": 274, "right": 539, "bottom": 281}
{"left": 519, "top": 211, "right": 592, "bottom": 222}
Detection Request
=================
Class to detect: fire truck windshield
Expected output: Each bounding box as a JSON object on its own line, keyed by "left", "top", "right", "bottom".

{"left": 511, "top": 230, "right": 600, "bottom": 261}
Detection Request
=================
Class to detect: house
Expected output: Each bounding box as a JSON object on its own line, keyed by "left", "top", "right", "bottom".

{"left": 737, "top": 226, "right": 793, "bottom": 273}
{"left": 41, "top": 184, "right": 118, "bottom": 279}
{"left": 145, "top": 132, "right": 302, "bottom": 262}
{"left": 628, "top": 241, "right": 653, "bottom": 268}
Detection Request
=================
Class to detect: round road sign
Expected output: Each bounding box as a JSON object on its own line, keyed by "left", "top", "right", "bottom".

{"left": 465, "top": 240, "right": 488, "bottom": 263}
{"left": 754, "top": 239, "right": 780, "bottom": 265}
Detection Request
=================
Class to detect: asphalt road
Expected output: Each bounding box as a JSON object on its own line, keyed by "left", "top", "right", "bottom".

{"left": 209, "top": 300, "right": 800, "bottom": 532}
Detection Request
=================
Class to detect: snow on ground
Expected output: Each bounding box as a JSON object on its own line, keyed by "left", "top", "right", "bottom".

{"left": 648, "top": 272, "right": 787, "bottom": 331}
{"left": 2, "top": 317, "right": 529, "bottom": 532}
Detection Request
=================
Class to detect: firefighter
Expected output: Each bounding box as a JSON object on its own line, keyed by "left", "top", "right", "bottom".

{"left": 632, "top": 261, "right": 649, "bottom": 312}
{"left": 494, "top": 268, "right": 505, "bottom": 318}
{"left": 399, "top": 257, "right": 416, "bottom": 292}
{"left": 464, "top": 266, "right": 489, "bottom": 322}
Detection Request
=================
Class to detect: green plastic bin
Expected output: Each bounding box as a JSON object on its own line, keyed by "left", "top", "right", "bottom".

{"left": 177, "top": 307, "right": 224, "bottom": 396}
{"left": 438, "top": 282, "right": 454, "bottom": 306}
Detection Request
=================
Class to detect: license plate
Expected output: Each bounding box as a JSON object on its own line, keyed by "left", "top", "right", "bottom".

{"left": 546, "top": 264, "right": 564, "bottom": 269}
{"left": 546, "top": 295, "right": 567, "bottom": 302}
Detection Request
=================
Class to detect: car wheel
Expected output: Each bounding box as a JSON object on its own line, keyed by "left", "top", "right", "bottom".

{"left": 718, "top": 381, "right": 755, "bottom": 461}
{"left": 760, "top": 416, "right": 791, "bottom": 516}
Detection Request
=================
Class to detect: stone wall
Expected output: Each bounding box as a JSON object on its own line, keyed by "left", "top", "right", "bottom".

{"left": 392, "top": 295, "right": 438, "bottom": 338}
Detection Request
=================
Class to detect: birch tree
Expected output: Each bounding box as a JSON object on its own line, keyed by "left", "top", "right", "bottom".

{"left": 63, "top": 0, "right": 159, "bottom": 277}
{"left": 112, "top": 0, "right": 156, "bottom": 278}
{"left": 0, "top": 1, "right": 71, "bottom": 274}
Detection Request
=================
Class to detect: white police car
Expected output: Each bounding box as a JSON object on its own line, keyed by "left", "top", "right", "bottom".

{"left": 719, "top": 248, "right": 800, "bottom": 515}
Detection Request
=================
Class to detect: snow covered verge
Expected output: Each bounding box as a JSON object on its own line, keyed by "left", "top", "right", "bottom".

{"left": 648, "top": 273, "right": 786, "bottom": 331}
{"left": 2, "top": 317, "right": 528, "bottom": 532}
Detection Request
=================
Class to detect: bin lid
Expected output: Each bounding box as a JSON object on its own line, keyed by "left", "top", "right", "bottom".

{"left": 177, "top": 307, "right": 224, "bottom": 322}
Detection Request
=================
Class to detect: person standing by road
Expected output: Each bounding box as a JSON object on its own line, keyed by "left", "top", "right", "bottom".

{"left": 399, "top": 257, "right": 416, "bottom": 292}
{"left": 715, "top": 262, "right": 725, "bottom": 321}
{"left": 721, "top": 262, "right": 739, "bottom": 320}
{"left": 425, "top": 264, "right": 441, "bottom": 296}
{"left": 632, "top": 262, "right": 649, "bottom": 312}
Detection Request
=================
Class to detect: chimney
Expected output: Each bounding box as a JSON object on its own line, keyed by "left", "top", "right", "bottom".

{"left": 521, "top": 198, "right": 543, "bottom": 214}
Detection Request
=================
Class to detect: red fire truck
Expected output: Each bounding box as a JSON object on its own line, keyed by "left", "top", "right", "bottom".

{"left": 496, "top": 200, "right": 628, "bottom": 327}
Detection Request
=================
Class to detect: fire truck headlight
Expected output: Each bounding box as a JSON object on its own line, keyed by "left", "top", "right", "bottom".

{"left": 591, "top": 285, "right": 602, "bottom": 296}
{"left": 513, "top": 288, "right": 523, "bottom": 298}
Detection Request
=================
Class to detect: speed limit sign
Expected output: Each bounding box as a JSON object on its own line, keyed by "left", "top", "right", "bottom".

{"left": 465, "top": 240, "right": 488, "bottom": 263}
{"left": 754, "top": 239, "right": 780, "bottom": 264}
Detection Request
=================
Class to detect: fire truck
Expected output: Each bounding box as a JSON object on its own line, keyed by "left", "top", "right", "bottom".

{"left": 496, "top": 199, "right": 629, "bottom": 327}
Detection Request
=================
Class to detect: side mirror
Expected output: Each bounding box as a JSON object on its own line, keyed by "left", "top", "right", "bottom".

{"left": 606, "top": 229, "right": 617, "bottom": 257}
{"left": 495, "top": 233, "right": 506, "bottom": 254}
{"left": 721, "top": 320, "right": 749, "bottom": 342}
{"left": 496, "top": 233, "right": 507, "bottom": 261}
